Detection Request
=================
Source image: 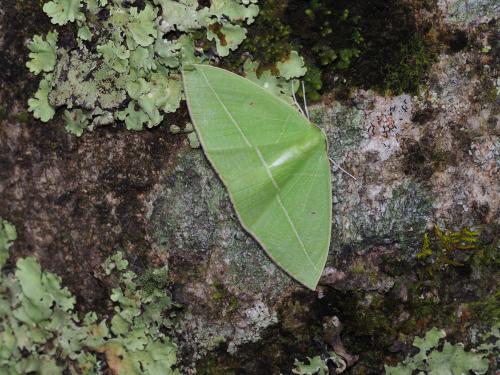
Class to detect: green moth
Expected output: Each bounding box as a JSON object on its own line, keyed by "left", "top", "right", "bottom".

{"left": 182, "top": 64, "right": 332, "bottom": 290}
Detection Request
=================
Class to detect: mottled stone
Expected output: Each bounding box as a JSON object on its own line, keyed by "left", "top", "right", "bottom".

{"left": 438, "top": 0, "right": 499, "bottom": 26}
{"left": 146, "top": 150, "right": 293, "bottom": 364}
{"left": 144, "top": 36, "right": 498, "bottom": 365}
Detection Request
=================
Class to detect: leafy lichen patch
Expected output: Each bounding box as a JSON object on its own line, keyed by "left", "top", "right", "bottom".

{"left": 25, "top": 0, "right": 270, "bottom": 134}
{"left": 0, "top": 219, "right": 181, "bottom": 374}
{"left": 384, "top": 326, "right": 496, "bottom": 374}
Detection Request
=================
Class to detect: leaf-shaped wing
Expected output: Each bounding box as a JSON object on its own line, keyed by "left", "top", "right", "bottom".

{"left": 182, "top": 64, "right": 332, "bottom": 289}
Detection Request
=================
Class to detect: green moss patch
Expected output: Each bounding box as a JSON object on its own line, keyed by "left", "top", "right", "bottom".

{"left": 240, "top": 0, "right": 438, "bottom": 100}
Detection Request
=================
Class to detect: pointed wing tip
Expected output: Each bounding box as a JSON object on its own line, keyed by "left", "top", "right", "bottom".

{"left": 291, "top": 267, "right": 323, "bottom": 291}
{"left": 300, "top": 275, "right": 321, "bottom": 291}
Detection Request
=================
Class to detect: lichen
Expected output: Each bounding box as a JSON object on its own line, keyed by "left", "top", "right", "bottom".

{"left": 147, "top": 150, "right": 293, "bottom": 363}
{"left": 237, "top": 0, "right": 364, "bottom": 101}
{"left": 26, "top": 0, "right": 278, "bottom": 135}
{"left": 384, "top": 326, "right": 495, "bottom": 374}
{"left": 147, "top": 150, "right": 292, "bottom": 294}
{"left": 0, "top": 219, "right": 16, "bottom": 268}
{"left": 0, "top": 219, "right": 180, "bottom": 374}
{"left": 292, "top": 352, "right": 345, "bottom": 375}
{"left": 442, "top": 0, "right": 500, "bottom": 25}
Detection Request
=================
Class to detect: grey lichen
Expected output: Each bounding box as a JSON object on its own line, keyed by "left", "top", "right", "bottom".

{"left": 147, "top": 149, "right": 293, "bottom": 292}
{"left": 312, "top": 95, "right": 434, "bottom": 252}
{"left": 50, "top": 47, "right": 128, "bottom": 132}
{"left": 440, "top": 0, "right": 500, "bottom": 25}
{"left": 146, "top": 150, "right": 292, "bottom": 362}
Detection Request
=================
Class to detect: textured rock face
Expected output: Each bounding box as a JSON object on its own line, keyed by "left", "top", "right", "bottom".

{"left": 315, "top": 93, "right": 434, "bottom": 251}
{"left": 146, "top": 150, "right": 291, "bottom": 363}
{"left": 438, "top": 0, "right": 499, "bottom": 25}
{"left": 0, "top": 0, "right": 498, "bottom": 373}
{"left": 145, "top": 52, "right": 497, "bottom": 370}
{"left": 145, "top": 6, "right": 498, "bottom": 370}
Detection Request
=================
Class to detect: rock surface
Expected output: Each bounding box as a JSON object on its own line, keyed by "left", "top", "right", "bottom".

{"left": 0, "top": 0, "right": 498, "bottom": 374}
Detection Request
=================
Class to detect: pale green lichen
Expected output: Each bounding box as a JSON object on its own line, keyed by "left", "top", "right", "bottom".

{"left": 292, "top": 352, "right": 345, "bottom": 375}
{"left": 27, "top": 0, "right": 309, "bottom": 135}
{"left": 28, "top": 74, "right": 55, "bottom": 123}
{"left": 27, "top": 0, "right": 303, "bottom": 135}
{"left": 242, "top": 53, "right": 306, "bottom": 104}
{"left": 276, "top": 51, "right": 307, "bottom": 80}
{"left": 0, "top": 219, "right": 180, "bottom": 375}
{"left": 43, "top": 0, "right": 84, "bottom": 26}
{"left": 188, "top": 131, "right": 200, "bottom": 148}
{"left": 293, "top": 356, "right": 328, "bottom": 375}
{"left": 384, "top": 327, "right": 494, "bottom": 374}
{"left": 0, "top": 219, "right": 16, "bottom": 269}
{"left": 64, "top": 109, "right": 90, "bottom": 136}
{"left": 26, "top": 31, "right": 58, "bottom": 75}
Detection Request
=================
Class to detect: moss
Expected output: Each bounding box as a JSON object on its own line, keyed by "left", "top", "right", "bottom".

{"left": 239, "top": 0, "right": 437, "bottom": 100}
{"left": 228, "top": 296, "right": 239, "bottom": 312}
{"left": 137, "top": 266, "right": 171, "bottom": 295}
{"left": 208, "top": 283, "right": 238, "bottom": 311}
{"left": 476, "top": 75, "right": 499, "bottom": 103}
{"left": 403, "top": 225, "right": 499, "bottom": 334}
{"left": 381, "top": 33, "right": 435, "bottom": 95}
{"left": 354, "top": 294, "right": 397, "bottom": 343}
{"left": 336, "top": 0, "right": 438, "bottom": 96}
{"left": 416, "top": 226, "right": 482, "bottom": 269}
{"left": 351, "top": 263, "right": 366, "bottom": 274}
{"left": 196, "top": 293, "right": 322, "bottom": 375}
{"left": 198, "top": 220, "right": 497, "bottom": 373}
{"left": 403, "top": 280, "right": 457, "bottom": 334}
{"left": 469, "top": 289, "right": 500, "bottom": 324}
{"left": 232, "top": 0, "right": 363, "bottom": 101}
{"left": 15, "top": 111, "right": 30, "bottom": 123}
{"left": 238, "top": 0, "right": 292, "bottom": 68}
{"left": 313, "top": 224, "right": 498, "bottom": 372}
{"left": 279, "top": 297, "right": 319, "bottom": 342}
{"left": 196, "top": 355, "right": 239, "bottom": 375}
{"left": 211, "top": 289, "right": 224, "bottom": 301}
{"left": 0, "top": 107, "right": 7, "bottom": 122}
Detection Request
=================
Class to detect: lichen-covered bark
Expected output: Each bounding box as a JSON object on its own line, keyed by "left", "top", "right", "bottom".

{"left": 0, "top": 0, "right": 498, "bottom": 374}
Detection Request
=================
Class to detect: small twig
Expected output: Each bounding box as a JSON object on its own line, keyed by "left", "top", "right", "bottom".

{"left": 291, "top": 80, "right": 306, "bottom": 117}
{"left": 301, "top": 80, "right": 310, "bottom": 121}
{"left": 329, "top": 158, "right": 357, "bottom": 181}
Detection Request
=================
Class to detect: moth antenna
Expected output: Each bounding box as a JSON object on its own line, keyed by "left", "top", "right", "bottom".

{"left": 329, "top": 158, "right": 358, "bottom": 181}
{"left": 291, "top": 80, "right": 306, "bottom": 118}
{"left": 301, "top": 81, "right": 310, "bottom": 121}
